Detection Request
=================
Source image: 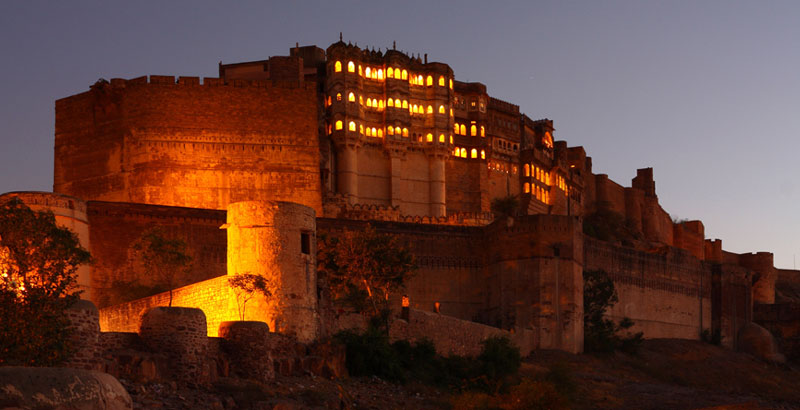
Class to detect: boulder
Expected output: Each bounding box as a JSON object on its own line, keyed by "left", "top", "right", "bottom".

{"left": 738, "top": 322, "right": 786, "bottom": 363}
{"left": 0, "top": 367, "right": 131, "bottom": 410}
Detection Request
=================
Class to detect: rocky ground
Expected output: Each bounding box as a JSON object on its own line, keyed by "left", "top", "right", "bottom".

{"left": 120, "top": 339, "right": 800, "bottom": 409}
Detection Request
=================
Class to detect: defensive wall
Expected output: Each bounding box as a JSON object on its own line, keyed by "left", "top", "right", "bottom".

{"left": 54, "top": 75, "right": 323, "bottom": 215}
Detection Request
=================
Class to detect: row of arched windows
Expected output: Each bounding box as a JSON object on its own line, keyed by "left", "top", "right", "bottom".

{"left": 333, "top": 120, "right": 455, "bottom": 144}
{"left": 523, "top": 164, "right": 551, "bottom": 185}
{"left": 453, "top": 147, "right": 486, "bottom": 159}
{"left": 488, "top": 162, "right": 517, "bottom": 175}
{"left": 523, "top": 183, "right": 550, "bottom": 204}
{"left": 453, "top": 123, "right": 485, "bottom": 137}
{"left": 336, "top": 92, "right": 451, "bottom": 117}
{"left": 333, "top": 61, "right": 454, "bottom": 89}
{"left": 556, "top": 175, "right": 567, "bottom": 193}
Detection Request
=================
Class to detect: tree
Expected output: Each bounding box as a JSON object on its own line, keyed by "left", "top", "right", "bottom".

{"left": 228, "top": 273, "right": 272, "bottom": 321}
{"left": 491, "top": 195, "right": 519, "bottom": 220}
{"left": 0, "top": 198, "right": 91, "bottom": 366}
{"left": 131, "top": 227, "right": 192, "bottom": 307}
{"left": 583, "top": 269, "right": 643, "bottom": 353}
{"left": 317, "top": 225, "right": 416, "bottom": 325}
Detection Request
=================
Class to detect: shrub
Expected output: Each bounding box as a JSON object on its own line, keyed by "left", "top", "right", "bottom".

{"left": 583, "top": 269, "right": 643, "bottom": 353}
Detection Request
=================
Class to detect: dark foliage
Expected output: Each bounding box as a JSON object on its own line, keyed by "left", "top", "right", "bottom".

{"left": 701, "top": 328, "right": 723, "bottom": 345}
{"left": 583, "top": 269, "right": 643, "bottom": 353}
{"left": 490, "top": 195, "right": 520, "bottom": 220}
{"left": 0, "top": 199, "right": 91, "bottom": 366}
{"left": 583, "top": 201, "right": 640, "bottom": 245}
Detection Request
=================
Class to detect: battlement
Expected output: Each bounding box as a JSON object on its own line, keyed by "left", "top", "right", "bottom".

{"left": 101, "top": 74, "right": 317, "bottom": 91}
{"left": 329, "top": 199, "right": 494, "bottom": 227}
{"left": 488, "top": 96, "right": 519, "bottom": 115}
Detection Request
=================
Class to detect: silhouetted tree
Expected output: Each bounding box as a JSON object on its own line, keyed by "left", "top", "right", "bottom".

{"left": 131, "top": 227, "right": 192, "bottom": 307}
{"left": 228, "top": 273, "right": 272, "bottom": 321}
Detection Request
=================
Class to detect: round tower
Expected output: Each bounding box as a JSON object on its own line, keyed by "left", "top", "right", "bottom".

{"left": 0, "top": 191, "right": 92, "bottom": 300}
{"left": 225, "top": 201, "right": 318, "bottom": 343}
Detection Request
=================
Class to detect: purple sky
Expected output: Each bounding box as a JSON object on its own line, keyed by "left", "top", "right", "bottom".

{"left": 1, "top": 1, "right": 798, "bottom": 268}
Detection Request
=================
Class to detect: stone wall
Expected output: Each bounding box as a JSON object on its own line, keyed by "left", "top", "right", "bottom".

{"left": 54, "top": 76, "right": 322, "bottom": 215}
{"left": 87, "top": 201, "right": 227, "bottom": 307}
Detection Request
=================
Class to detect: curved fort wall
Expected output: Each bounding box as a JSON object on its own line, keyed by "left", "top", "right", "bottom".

{"left": 54, "top": 76, "right": 322, "bottom": 215}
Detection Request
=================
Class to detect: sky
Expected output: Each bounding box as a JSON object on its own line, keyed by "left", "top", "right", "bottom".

{"left": 1, "top": 1, "right": 798, "bottom": 268}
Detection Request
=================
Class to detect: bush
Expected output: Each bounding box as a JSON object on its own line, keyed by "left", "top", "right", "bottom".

{"left": 583, "top": 269, "right": 643, "bottom": 354}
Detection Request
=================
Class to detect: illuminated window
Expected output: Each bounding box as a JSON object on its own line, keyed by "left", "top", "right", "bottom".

{"left": 387, "top": 98, "right": 394, "bottom": 107}
{"left": 372, "top": 127, "right": 377, "bottom": 136}
{"left": 426, "top": 75, "right": 433, "bottom": 86}
{"left": 438, "top": 76, "right": 445, "bottom": 86}
{"left": 366, "top": 127, "right": 372, "bottom": 136}
{"left": 480, "top": 126, "right": 485, "bottom": 137}
{"left": 359, "top": 96, "right": 363, "bottom": 105}
{"left": 378, "top": 100, "right": 384, "bottom": 110}
{"left": 402, "top": 69, "right": 408, "bottom": 80}
{"left": 387, "top": 67, "right": 394, "bottom": 78}
{"left": 524, "top": 183, "right": 530, "bottom": 193}
{"left": 460, "top": 148, "right": 467, "bottom": 158}
{"left": 480, "top": 150, "right": 485, "bottom": 159}
{"left": 471, "top": 148, "right": 477, "bottom": 158}
{"left": 347, "top": 61, "right": 355, "bottom": 73}
{"left": 449, "top": 79, "right": 453, "bottom": 89}
{"left": 326, "top": 96, "right": 332, "bottom": 106}
{"left": 348, "top": 121, "right": 356, "bottom": 131}
{"left": 378, "top": 129, "right": 383, "bottom": 138}
{"left": 335, "top": 120, "right": 343, "bottom": 130}
{"left": 418, "top": 75, "right": 423, "bottom": 84}
{"left": 439, "top": 134, "right": 445, "bottom": 143}
{"left": 413, "top": 104, "right": 418, "bottom": 113}
{"left": 366, "top": 98, "right": 372, "bottom": 107}
{"left": 348, "top": 92, "right": 355, "bottom": 102}
{"left": 450, "top": 108, "right": 454, "bottom": 117}
{"left": 460, "top": 124, "right": 466, "bottom": 135}
{"left": 427, "top": 133, "right": 433, "bottom": 142}
{"left": 470, "top": 125, "right": 477, "bottom": 136}
{"left": 449, "top": 135, "right": 453, "bottom": 144}
{"left": 402, "top": 100, "right": 408, "bottom": 109}
{"left": 360, "top": 124, "right": 364, "bottom": 134}
{"left": 402, "top": 128, "right": 409, "bottom": 137}
{"left": 454, "top": 124, "right": 459, "bottom": 134}
{"left": 396, "top": 126, "right": 402, "bottom": 135}
{"left": 524, "top": 164, "right": 530, "bottom": 177}
{"left": 378, "top": 69, "right": 384, "bottom": 79}
{"left": 454, "top": 148, "right": 459, "bottom": 156}
{"left": 335, "top": 61, "right": 342, "bottom": 72}
{"left": 387, "top": 126, "right": 394, "bottom": 135}
{"left": 427, "top": 105, "right": 433, "bottom": 114}
{"left": 365, "top": 67, "right": 371, "bottom": 78}
{"left": 439, "top": 105, "right": 445, "bottom": 114}
{"left": 336, "top": 93, "right": 342, "bottom": 101}
{"left": 394, "top": 98, "right": 400, "bottom": 107}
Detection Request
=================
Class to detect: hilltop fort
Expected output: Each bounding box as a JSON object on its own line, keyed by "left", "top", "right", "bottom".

{"left": 5, "top": 39, "right": 799, "bottom": 357}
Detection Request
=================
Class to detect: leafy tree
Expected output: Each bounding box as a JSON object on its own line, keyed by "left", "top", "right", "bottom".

{"left": 317, "top": 225, "right": 415, "bottom": 327}
{"left": 583, "top": 201, "right": 640, "bottom": 245}
{"left": 131, "top": 227, "right": 192, "bottom": 307}
{"left": 491, "top": 195, "right": 520, "bottom": 220}
{"left": 228, "top": 273, "right": 272, "bottom": 321}
{"left": 583, "top": 269, "right": 643, "bottom": 353}
{"left": 0, "top": 198, "right": 91, "bottom": 366}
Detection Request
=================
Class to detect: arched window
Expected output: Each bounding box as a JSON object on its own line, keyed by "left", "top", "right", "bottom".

{"left": 480, "top": 126, "right": 485, "bottom": 137}
{"left": 347, "top": 61, "right": 355, "bottom": 73}
{"left": 524, "top": 164, "right": 530, "bottom": 177}
{"left": 358, "top": 65, "right": 362, "bottom": 76}
{"left": 359, "top": 124, "right": 364, "bottom": 134}
{"left": 412, "top": 104, "right": 418, "bottom": 113}
{"left": 439, "top": 76, "right": 445, "bottom": 86}
{"left": 427, "top": 105, "right": 433, "bottom": 114}
{"left": 439, "top": 134, "right": 445, "bottom": 143}
{"left": 449, "top": 79, "right": 453, "bottom": 89}
{"left": 401, "top": 69, "right": 408, "bottom": 80}
{"left": 454, "top": 124, "right": 459, "bottom": 134}
{"left": 378, "top": 129, "right": 383, "bottom": 138}
{"left": 366, "top": 98, "right": 372, "bottom": 107}
{"left": 334, "top": 61, "right": 342, "bottom": 72}
{"left": 387, "top": 98, "right": 394, "bottom": 107}
{"left": 378, "top": 100, "right": 384, "bottom": 109}
{"left": 450, "top": 108, "right": 454, "bottom": 117}
{"left": 396, "top": 126, "right": 402, "bottom": 135}
{"left": 524, "top": 183, "right": 530, "bottom": 194}
{"left": 418, "top": 75, "right": 423, "bottom": 84}
{"left": 480, "top": 150, "right": 485, "bottom": 159}
{"left": 460, "top": 124, "right": 466, "bottom": 135}
{"left": 359, "top": 96, "right": 363, "bottom": 105}
{"left": 378, "top": 69, "right": 384, "bottom": 79}
{"left": 402, "top": 128, "right": 409, "bottom": 137}
{"left": 471, "top": 149, "right": 478, "bottom": 158}
{"left": 336, "top": 93, "right": 342, "bottom": 101}
{"left": 348, "top": 92, "right": 355, "bottom": 102}
{"left": 450, "top": 135, "right": 454, "bottom": 144}
{"left": 387, "top": 67, "right": 394, "bottom": 78}
{"left": 388, "top": 126, "right": 394, "bottom": 135}
{"left": 439, "top": 105, "right": 445, "bottom": 114}
{"left": 394, "top": 98, "right": 400, "bottom": 107}
{"left": 335, "top": 120, "right": 343, "bottom": 130}
{"left": 326, "top": 96, "right": 332, "bottom": 106}
{"left": 365, "top": 67, "right": 371, "bottom": 78}
{"left": 348, "top": 121, "right": 356, "bottom": 131}
{"left": 402, "top": 100, "right": 408, "bottom": 109}
{"left": 372, "top": 127, "right": 377, "bottom": 136}
{"left": 427, "top": 133, "right": 433, "bottom": 142}
{"left": 460, "top": 148, "right": 467, "bottom": 158}
{"left": 366, "top": 127, "right": 372, "bottom": 136}
{"left": 426, "top": 75, "right": 433, "bottom": 86}
{"left": 470, "top": 125, "right": 477, "bottom": 136}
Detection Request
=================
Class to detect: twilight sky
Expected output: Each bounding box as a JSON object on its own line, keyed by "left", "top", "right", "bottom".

{"left": 1, "top": 1, "right": 798, "bottom": 268}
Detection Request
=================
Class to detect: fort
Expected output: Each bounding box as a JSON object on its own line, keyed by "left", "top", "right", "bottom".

{"left": 4, "top": 38, "right": 799, "bottom": 358}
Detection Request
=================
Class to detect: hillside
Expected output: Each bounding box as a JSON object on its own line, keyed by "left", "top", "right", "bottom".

{"left": 122, "top": 338, "right": 800, "bottom": 409}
